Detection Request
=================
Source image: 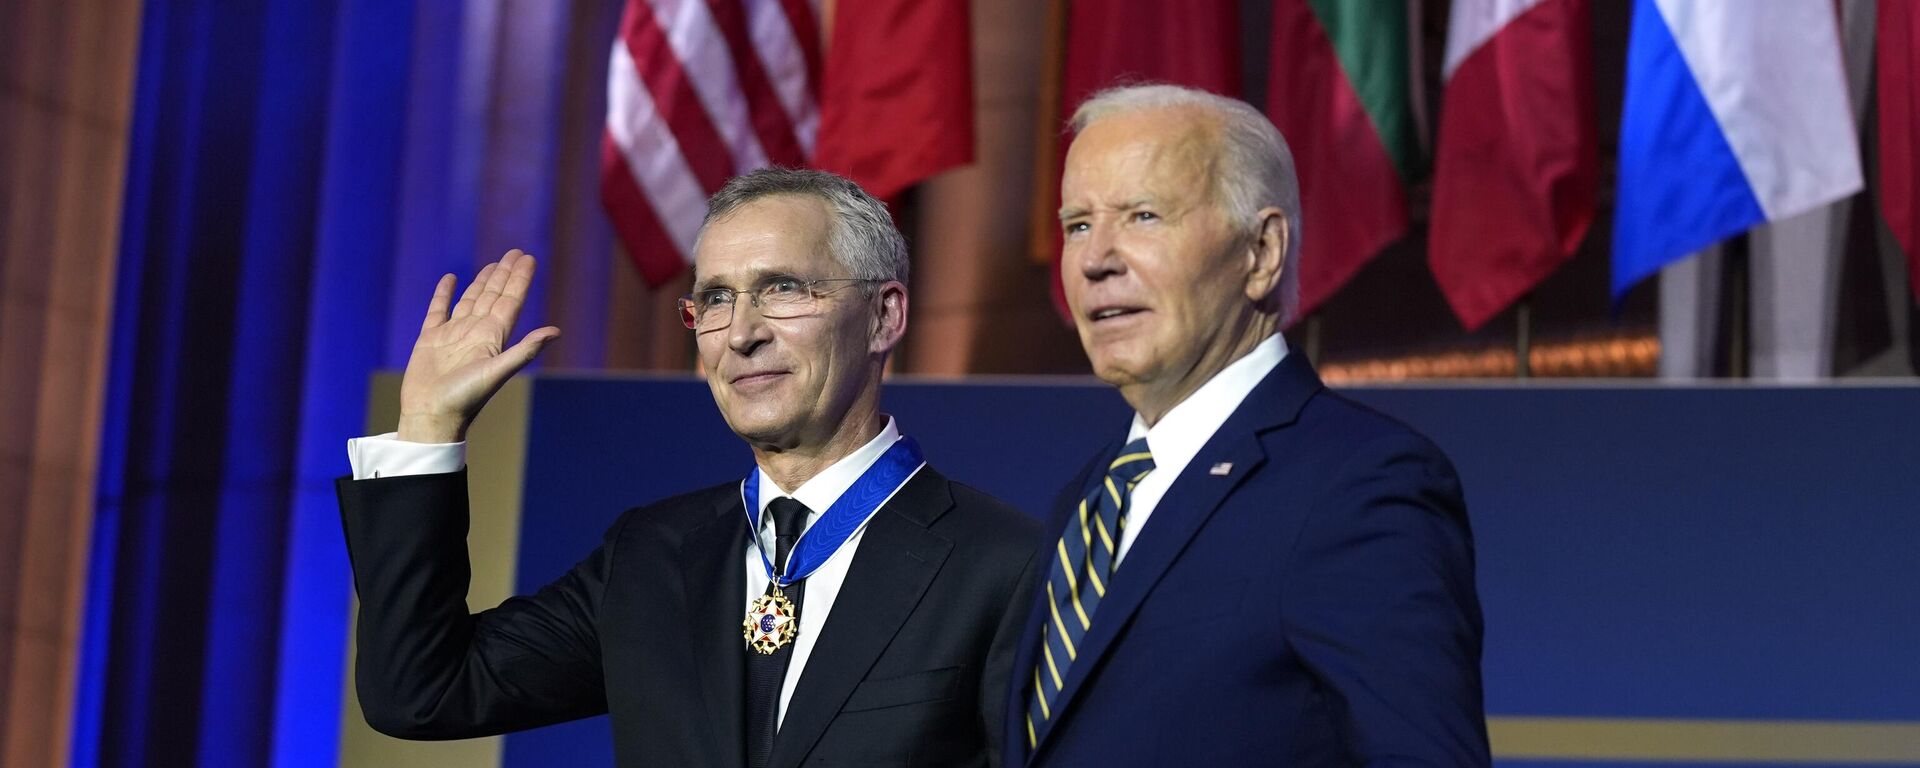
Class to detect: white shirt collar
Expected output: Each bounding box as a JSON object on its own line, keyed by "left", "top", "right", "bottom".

{"left": 755, "top": 416, "right": 902, "bottom": 529}
{"left": 1126, "top": 334, "right": 1288, "bottom": 473}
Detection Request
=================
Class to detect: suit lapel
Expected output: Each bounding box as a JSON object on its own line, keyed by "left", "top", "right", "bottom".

{"left": 1003, "top": 443, "right": 1112, "bottom": 765}
{"left": 683, "top": 491, "right": 750, "bottom": 766}
{"left": 769, "top": 468, "right": 956, "bottom": 768}
{"left": 1032, "top": 435, "right": 1268, "bottom": 749}
{"left": 1030, "top": 353, "right": 1325, "bottom": 758}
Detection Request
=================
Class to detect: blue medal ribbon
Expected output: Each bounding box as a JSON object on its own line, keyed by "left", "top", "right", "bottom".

{"left": 741, "top": 436, "right": 926, "bottom": 588}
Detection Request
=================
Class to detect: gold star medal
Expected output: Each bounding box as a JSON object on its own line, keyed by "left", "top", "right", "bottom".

{"left": 743, "top": 585, "right": 799, "bottom": 654}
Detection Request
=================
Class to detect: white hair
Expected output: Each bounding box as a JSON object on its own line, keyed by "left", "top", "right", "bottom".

{"left": 698, "top": 166, "right": 909, "bottom": 285}
{"left": 1071, "top": 84, "right": 1303, "bottom": 325}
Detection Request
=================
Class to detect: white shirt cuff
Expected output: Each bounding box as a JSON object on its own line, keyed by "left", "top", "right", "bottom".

{"left": 347, "top": 432, "right": 466, "bottom": 480}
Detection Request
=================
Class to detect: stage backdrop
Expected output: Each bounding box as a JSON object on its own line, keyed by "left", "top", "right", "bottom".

{"left": 341, "top": 374, "right": 1920, "bottom": 767}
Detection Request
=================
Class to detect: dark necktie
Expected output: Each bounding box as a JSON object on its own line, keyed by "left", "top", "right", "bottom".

{"left": 746, "top": 496, "right": 810, "bottom": 768}
{"left": 1025, "top": 438, "right": 1155, "bottom": 749}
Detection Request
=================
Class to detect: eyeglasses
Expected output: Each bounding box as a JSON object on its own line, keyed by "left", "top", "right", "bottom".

{"left": 677, "top": 275, "right": 879, "bottom": 330}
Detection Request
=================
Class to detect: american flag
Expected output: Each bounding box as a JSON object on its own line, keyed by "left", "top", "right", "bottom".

{"left": 601, "top": 0, "right": 825, "bottom": 287}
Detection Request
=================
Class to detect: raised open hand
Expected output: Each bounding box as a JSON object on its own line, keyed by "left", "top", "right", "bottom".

{"left": 396, "top": 249, "right": 560, "bottom": 443}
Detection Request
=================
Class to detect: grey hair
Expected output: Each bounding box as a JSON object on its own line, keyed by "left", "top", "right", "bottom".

{"left": 697, "top": 166, "right": 909, "bottom": 285}
{"left": 1071, "top": 84, "right": 1303, "bottom": 325}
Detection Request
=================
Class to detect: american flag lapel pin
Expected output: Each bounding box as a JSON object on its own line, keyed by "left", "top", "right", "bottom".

{"left": 1209, "top": 462, "right": 1233, "bottom": 476}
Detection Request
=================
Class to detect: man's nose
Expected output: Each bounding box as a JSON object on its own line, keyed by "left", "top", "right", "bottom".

{"left": 726, "top": 296, "right": 772, "bottom": 353}
{"left": 1078, "top": 224, "right": 1124, "bottom": 280}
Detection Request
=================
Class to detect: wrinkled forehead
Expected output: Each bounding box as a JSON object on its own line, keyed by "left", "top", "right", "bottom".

{"left": 691, "top": 194, "right": 836, "bottom": 287}
{"left": 1063, "top": 109, "right": 1223, "bottom": 206}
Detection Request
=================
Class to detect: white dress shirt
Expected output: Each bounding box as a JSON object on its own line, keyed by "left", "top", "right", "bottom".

{"left": 347, "top": 417, "right": 910, "bottom": 729}
{"left": 1115, "top": 334, "right": 1288, "bottom": 566}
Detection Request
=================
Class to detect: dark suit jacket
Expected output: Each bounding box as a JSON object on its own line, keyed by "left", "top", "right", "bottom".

{"left": 338, "top": 464, "right": 1041, "bottom": 768}
{"left": 1003, "top": 354, "right": 1489, "bottom": 766}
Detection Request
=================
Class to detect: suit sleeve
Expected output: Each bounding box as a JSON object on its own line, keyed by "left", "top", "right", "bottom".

{"left": 337, "top": 470, "right": 615, "bottom": 739}
{"left": 1280, "top": 433, "right": 1491, "bottom": 766}
{"left": 977, "top": 546, "right": 1041, "bottom": 768}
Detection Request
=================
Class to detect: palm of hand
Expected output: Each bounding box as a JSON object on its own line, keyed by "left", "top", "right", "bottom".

{"left": 397, "top": 250, "right": 560, "bottom": 442}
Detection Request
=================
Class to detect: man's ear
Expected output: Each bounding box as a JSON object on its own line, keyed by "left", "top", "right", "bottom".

{"left": 1244, "top": 207, "right": 1288, "bottom": 305}
{"left": 869, "top": 281, "right": 909, "bottom": 354}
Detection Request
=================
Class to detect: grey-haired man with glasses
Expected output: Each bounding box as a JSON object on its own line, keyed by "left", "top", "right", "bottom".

{"left": 337, "top": 167, "right": 1041, "bottom": 768}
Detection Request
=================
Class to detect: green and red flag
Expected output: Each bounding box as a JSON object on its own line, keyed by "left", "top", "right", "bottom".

{"left": 1267, "top": 0, "right": 1413, "bottom": 319}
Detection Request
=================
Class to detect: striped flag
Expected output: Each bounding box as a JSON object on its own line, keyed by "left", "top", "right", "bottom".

{"left": 1612, "top": 0, "right": 1863, "bottom": 300}
{"left": 1879, "top": 0, "right": 1920, "bottom": 301}
{"left": 1429, "top": 0, "right": 1596, "bottom": 331}
{"left": 1267, "top": 0, "right": 1414, "bottom": 319}
{"left": 601, "top": 0, "right": 820, "bottom": 286}
{"left": 602, "top": 0, "right": 972, "bottom": 286}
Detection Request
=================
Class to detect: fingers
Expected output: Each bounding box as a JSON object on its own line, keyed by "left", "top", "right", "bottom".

{"left": 420, "top": 273, "right": 456, "bottom": 330}
{"left": 487, "top": 325, "right": 561, "bottom": 380}
{"left": 489, "top": 253, "right": 539, "bottom": 322}
{"left": 439, "top": 249, "right": 539, "bottom": 328}
{"left": 470, "top": 249, "right": 524, "bottom": 319}
{"left": 449, "top": 263, "right": 497, "bottom": 321}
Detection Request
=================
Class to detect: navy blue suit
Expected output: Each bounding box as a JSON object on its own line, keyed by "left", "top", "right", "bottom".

{"left": 1004, "top": 354, "right": 1489, "bottom": 766}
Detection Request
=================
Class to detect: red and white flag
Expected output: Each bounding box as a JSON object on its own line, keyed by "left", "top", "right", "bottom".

{"left": 601, "top": 0, "right": 973, "bottom": 286}
{"left": 1429, "top": 0, "right": 1596, "bottom": 330}
{"left": 601, "top": 0, "right": 820, "bottom": 286}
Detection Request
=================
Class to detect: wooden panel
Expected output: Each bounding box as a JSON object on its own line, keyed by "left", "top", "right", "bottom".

{"left": 0, "top": 0, "right": 141, "bottom": 765}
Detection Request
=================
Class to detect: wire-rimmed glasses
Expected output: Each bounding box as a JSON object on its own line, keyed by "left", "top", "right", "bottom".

{"left": 677, "top": 275, "right": 879, "bottom": 330}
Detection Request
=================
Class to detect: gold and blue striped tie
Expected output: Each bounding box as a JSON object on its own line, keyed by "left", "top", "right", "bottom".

{"left": 1026, "top": 438, "right": 1154, "bottom": 748}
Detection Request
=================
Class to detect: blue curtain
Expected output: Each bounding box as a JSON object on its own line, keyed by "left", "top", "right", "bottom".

{"left": 75, "top": 1, "right": 608, "bottom": 765}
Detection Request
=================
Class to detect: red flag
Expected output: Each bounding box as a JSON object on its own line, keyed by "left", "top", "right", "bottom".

{"left": 812, "top": 0, "right": 975, "bottom": 200}
{"left": 1059, "top": 0, "right": 1239, "bottom": 106}
{"left": 1267, "top": 0, "right": 1412, "bottom": 321}
{"left": 1040, "top": 0, "right": 1241, "bottom": 315}
{"left": 600, "top": 0, "right": 823, "bottom": 286}
{"left": 1429, "top": 0, "right": 1597, "bottom": 331}
{"left": 1880, "top": 0, "right": 1920, "bottom": 301}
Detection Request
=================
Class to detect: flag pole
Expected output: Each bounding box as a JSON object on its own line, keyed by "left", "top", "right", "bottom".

{"left": 1723, "top": 234, "right": 1751, "bottom": 378}
{"left": 1514, "top": 294, "right": 1534, "bottom": 379}
{"left": 1304, "top": 312, "right": 1323, "bottom": 368}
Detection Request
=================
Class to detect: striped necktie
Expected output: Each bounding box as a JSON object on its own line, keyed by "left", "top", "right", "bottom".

{"left": 1025, "top": 438, "right": 1155, "bottom": 748}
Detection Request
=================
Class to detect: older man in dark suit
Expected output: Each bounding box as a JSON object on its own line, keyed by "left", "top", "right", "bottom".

{"left": 1007, "top": 84, "right": 1490, "bottom": 766}
{"left": 339, "top": 168, "right": 1040, "bottom": 767}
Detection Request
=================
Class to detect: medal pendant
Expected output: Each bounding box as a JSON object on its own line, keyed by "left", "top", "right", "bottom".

{"left": 743, "top": 587, "right": 799, "bottom": 655}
